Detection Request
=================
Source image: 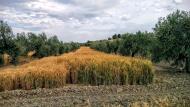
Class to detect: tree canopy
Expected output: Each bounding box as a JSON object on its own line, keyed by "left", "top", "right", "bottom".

{"left": 0, "top": 20, "right": 80, "bottom": 65}
{"left": 154, "top": 10, "right": 190, "bottom": 72}
{"left": 0, "top": 20, "right": 20, "bottom": 64}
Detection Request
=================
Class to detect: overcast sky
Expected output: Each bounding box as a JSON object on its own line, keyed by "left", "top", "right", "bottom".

{"left": 0, "top": 0, "right": 189, "bottom": 42}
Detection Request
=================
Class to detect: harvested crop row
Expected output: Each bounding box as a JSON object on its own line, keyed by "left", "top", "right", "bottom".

{"left": 0, "top": 47, "right": 153, "bottom": 91}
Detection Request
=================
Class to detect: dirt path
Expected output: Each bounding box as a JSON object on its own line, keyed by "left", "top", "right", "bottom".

{"left": 0, "top": 65, "right": 190, "bottom": 107}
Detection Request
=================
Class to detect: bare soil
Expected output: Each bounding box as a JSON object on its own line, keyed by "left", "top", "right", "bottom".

{"left": 0, "top": 64, "right": 190, "bottom": 107}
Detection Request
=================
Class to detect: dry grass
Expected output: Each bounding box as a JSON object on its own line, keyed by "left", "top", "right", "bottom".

{"left": 27, "top": 51, "right": 36, "bottom": 57}
{"left": 63, "top": 47, "right": 153, "bottom": 85}
{"left": 2, "top": 53, "right": 11, "bottom": 65}
{"left": 0, "top": 47, "right": 153, "bottom": 91}
{"left": 0, "top": 56, "right": 67, "bottom": 91}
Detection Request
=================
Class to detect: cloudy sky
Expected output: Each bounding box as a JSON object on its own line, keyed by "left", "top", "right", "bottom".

{"left": 0, "top": 0, "right": 189, "bottom": 42}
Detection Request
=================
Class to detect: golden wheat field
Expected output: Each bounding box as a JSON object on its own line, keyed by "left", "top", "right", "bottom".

{"left": 0, "top": 47, "right": 153, "bottom": 91}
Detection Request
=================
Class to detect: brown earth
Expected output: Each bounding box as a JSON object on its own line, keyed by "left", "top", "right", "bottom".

{"left": 0, "top": 64, "right": 189, "bottom": 107}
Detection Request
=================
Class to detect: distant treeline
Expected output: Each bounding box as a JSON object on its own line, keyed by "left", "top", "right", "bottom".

{"left": 86, "top": 10, "right": 190, "bottom": 73}
{"left": 88, "top": 31, "right": 155, "bottom": 58}
{"left": 0, "top": 21, "right": 80, "bottom": 65}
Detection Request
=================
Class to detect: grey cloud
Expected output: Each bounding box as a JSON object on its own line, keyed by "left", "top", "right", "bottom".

{"left": 0, "top": 0, "right": 27, "bottom": 6}
{"left": 0, "top": 0, "right": 189, "bottom": 42}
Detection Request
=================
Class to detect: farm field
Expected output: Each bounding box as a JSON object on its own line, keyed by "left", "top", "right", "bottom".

{"left": 0, "top": 1, "right": 190, "bottom": 106}
{"left": 0, "top": 64, "right": 189, "bottom": 107}
{"left": 0, "top": 47, "right": 153, "bottom": 91}
{"left": 0, "top": 47, "right": 189, "bottom": 107}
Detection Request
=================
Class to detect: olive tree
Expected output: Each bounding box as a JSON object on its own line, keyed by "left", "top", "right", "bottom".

{"left": 0, "top": 20, "right": 20, "bottom": 65}
{"left": 118, "top": 31, "right": 154, "bottom": 57}
{"left": 154, "top": 10, "right": 190, "bottom": 72}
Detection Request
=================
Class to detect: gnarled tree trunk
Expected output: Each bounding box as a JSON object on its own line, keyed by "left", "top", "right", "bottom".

{"left": 185, "top": 57, "right": 190, "bottom": 73}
